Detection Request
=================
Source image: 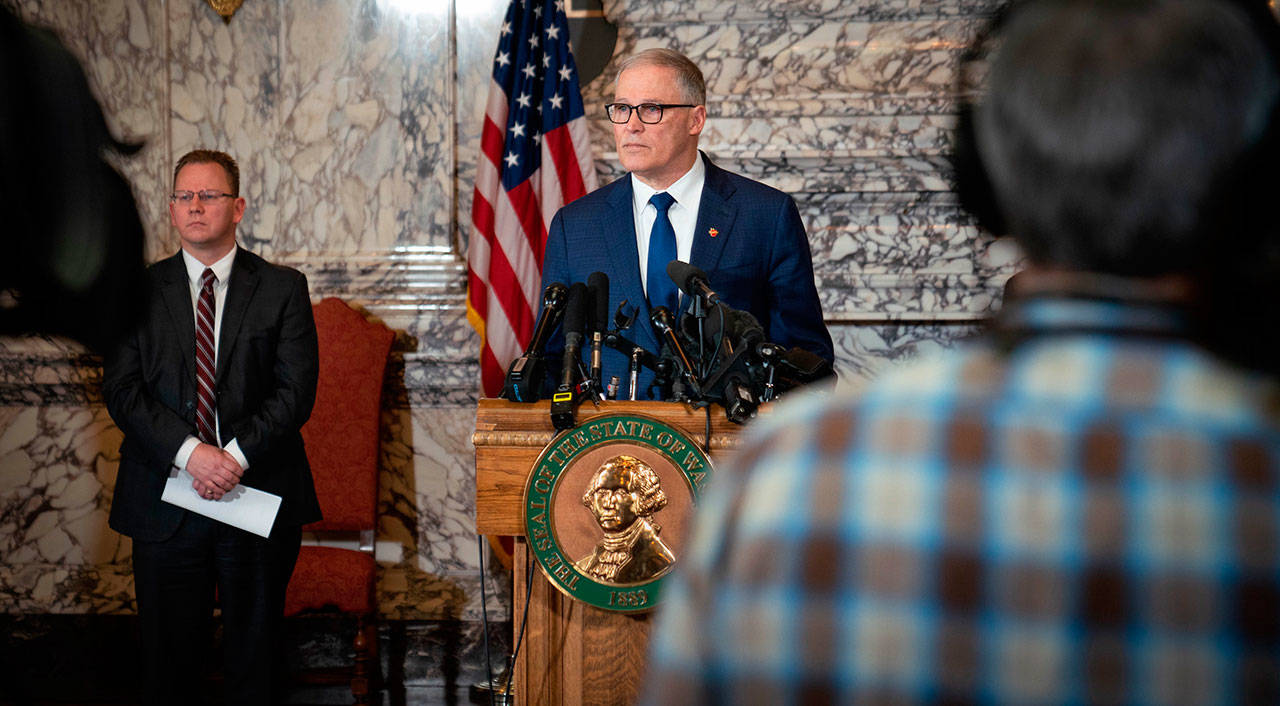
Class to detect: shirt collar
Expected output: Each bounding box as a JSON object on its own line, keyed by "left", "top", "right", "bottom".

{"left": 181, "top": 246, "right": 237, "bottom": 286}
{"left": 995, "top": 270, "right": 1197, "bottom": 340}
{"left": 631, "top": 154, "right": 706, "bottom": 211}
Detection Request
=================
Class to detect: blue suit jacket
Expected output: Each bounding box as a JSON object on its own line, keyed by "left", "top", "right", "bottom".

{"left": 541, "top": 153, "right": 833, "bottom": 399}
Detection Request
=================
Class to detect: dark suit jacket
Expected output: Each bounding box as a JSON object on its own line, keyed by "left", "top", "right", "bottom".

{"left": 541, "top": 153, "right": 833, "bottom": 399}
{"left": 104, "top": 247, "right": 321, "bottom": 542}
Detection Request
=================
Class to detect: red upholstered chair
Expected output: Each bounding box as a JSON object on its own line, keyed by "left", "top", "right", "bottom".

{"left": 286, "top": 297, "right": 394, "bottom": 704}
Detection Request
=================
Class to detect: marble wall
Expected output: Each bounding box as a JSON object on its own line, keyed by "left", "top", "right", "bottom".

{"left": 0, "top": 0, "right": 1014, "bottom": 627}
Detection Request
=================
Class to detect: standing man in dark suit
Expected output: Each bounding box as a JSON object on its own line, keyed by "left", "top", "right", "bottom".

{"left": 541, "top": 48, "right": 833, "bottom": 400}
{"left": 103, "top": 149, "right": 320, "bottom": 705}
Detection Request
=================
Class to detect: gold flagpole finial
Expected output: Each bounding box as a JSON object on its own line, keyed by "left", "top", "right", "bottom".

{"left": 205, "top": 0, "right": 244, "bottom": 23}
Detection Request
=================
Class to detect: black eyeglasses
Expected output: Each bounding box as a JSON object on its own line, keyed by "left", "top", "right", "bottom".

{"left": 604, "top": 102, "right": 696, "bottom": 125}
{"left": 170, "top": 190, "right": 235, "bottom": 204}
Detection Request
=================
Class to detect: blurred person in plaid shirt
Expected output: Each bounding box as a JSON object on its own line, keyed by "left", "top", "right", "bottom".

{"left": 641, "top": 0, "right": 1280, "bottom": 703}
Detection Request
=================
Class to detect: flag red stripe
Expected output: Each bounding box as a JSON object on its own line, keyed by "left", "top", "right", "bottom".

{"left": 479, "top": 342, "right": 507, "bottom": 403}
{"left": 545, "top": 124, "right": 587, "bottom": 203}
{"left": 480, "top": 154, "right": 542, "bottom": 316}
{"left": 477, "top": 193, "right": 537, "bottom": 346}
{"left": 468, "top": 195, "right": 497, "bottom": 322}
{"left": 467, "top": 264, "right": 490, "bottom": 323}
{"left": 504, "top": 180, "right": 548, "bottom": 276}
{"left": 480, "top": 116, "right": 505, "bottom": 169}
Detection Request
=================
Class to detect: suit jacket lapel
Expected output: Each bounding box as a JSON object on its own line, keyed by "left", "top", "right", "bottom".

{"left": 157, "top": 253, "right": 198, "bottom": 384}
{"left": 216, "top": 247, "right": 260, "bottom": 385}
{"left": 690, "top": 154, "right": 737, "bottom": 276}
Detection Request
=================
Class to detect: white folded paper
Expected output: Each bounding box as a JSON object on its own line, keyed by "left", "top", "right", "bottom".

{"left": 161, "top": 468, "right": 282, "bottom": 538}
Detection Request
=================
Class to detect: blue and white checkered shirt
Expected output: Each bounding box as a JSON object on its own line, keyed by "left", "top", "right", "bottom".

{"left": 643, "top": 277, "right": 1280, "bottom": 705}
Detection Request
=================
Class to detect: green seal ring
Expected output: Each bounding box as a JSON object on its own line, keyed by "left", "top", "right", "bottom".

{"left": 522, "top": 412, "right": 712, "bottom": 613}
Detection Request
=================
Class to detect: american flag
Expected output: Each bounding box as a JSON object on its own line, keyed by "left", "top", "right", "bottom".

{"left": 466, "top": 0, "right": 598, "bottom": 397}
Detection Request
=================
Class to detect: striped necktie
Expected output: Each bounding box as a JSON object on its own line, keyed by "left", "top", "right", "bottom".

{"left": 195, "top": 268, "right": 218, "bottom": 445}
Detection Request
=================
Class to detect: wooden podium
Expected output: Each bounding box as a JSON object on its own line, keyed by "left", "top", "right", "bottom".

{"left": 473, "top": 399, "right": 745, "bottom": 706}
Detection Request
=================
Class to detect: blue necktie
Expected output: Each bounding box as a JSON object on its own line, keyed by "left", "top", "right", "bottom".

{"left": 647, "top": 191, "right": 678, "bottom": 313}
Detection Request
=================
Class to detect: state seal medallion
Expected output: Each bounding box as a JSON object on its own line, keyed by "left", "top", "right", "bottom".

{"left": 523, "top": 413, "right": 711, "bottom": 612}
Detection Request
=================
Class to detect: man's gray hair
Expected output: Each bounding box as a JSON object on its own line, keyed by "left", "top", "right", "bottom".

{"left": 615, "top": 48, "right": 706, "bottom": 106}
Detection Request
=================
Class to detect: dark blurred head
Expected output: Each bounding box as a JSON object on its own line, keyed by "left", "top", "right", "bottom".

{"left": 0, "top": 6, "right": 146, "bottom": 353}
{"left": 971, "top": 0, "right": 1280, "bottom": 276}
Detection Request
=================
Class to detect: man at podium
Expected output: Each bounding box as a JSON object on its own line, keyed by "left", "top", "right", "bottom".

{"left": 540, "top": 48, "right": 833, "bottom": 400}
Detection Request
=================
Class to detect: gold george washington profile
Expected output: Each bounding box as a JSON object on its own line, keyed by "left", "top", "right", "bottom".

{"left": 575, "top": 455, "right": 676, "bottom": 584}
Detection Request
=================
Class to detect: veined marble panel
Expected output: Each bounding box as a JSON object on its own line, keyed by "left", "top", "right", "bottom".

{"left": 379, "top": 406, "right": 478, "bottom": 575}
{"left": 584, "top": 18, "right": 984, "bottom": 103}
{"left": 165, "top": 0, "right": 456, "bottom": 256}
{"left": 829, "top": 320, "right": 984, "bottom": 387}
{"left": 0, "top": 406, "right": 122, "bottom": 567}
{"left": 0, "top": 405, "right": 131, "bottom": 613}
{"left": 602, "top": 0, "right": 1002, "bottom": 23}
{"left": 698, "top": 114, "right": 955, "bottom": 157}
{"left": 807, "top": 193, "right": 990, "bottom": 273}
{"left": 805, "top": 193, "right": 1022, "bottom": 321}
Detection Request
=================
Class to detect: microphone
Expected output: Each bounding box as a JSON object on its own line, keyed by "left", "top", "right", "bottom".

{"left": 528, "top": 282, "right": 568, "bottom": 356}
{"left": 587, "top": 272, "right": 609, "bottom": 393}
{"left": 752, "top": 343, "right": 836, "bottom": 401}
{"left": 551, "top": 282, "right": 588, "bottom": 430}
{"left": 680, "top": 303, "right": 764, "bottom": 374}
{"left": 559, "top": 282, "right": 588, "bottom": 389}
{"left": 666, "top": 260, "right": 719, "bottom": 305}
{"left": 775, "top": 346, "right": 835, "bottom": 382}
{"left": 500, "top": 282, "right": 568, "bottom": 402}
{"left": 651, "top": 305, "right": 700, "bottom": 395}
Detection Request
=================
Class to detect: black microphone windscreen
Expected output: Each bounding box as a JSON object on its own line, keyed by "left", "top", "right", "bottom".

{"left": 666, "top": 260, "right": 706, "bottom": 296}
{"left": 564, "top": 282, "right": 588, "bottom": 338}
{"left": 679, "top": 301, "right": 722, "bottom": 338}
{"left": 587, "top": 272, "right": 609, "bottom": 332}
{"left": 686, "top": 303, "right": 761, "bottom": 343}
{"left": 729, "top": 309, "right": 764, "bottom": 344}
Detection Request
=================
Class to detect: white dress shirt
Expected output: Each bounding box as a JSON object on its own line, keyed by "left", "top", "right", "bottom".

{"left": 173, "top": 247, "right": 249, "bottom": 472}
{"left": 631, "top": 156, "right": 706, "bottom": 298}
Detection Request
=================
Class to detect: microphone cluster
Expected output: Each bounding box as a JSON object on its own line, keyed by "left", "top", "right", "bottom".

{"left": 501, "top": 262, "right": 834, "bottom": 428}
